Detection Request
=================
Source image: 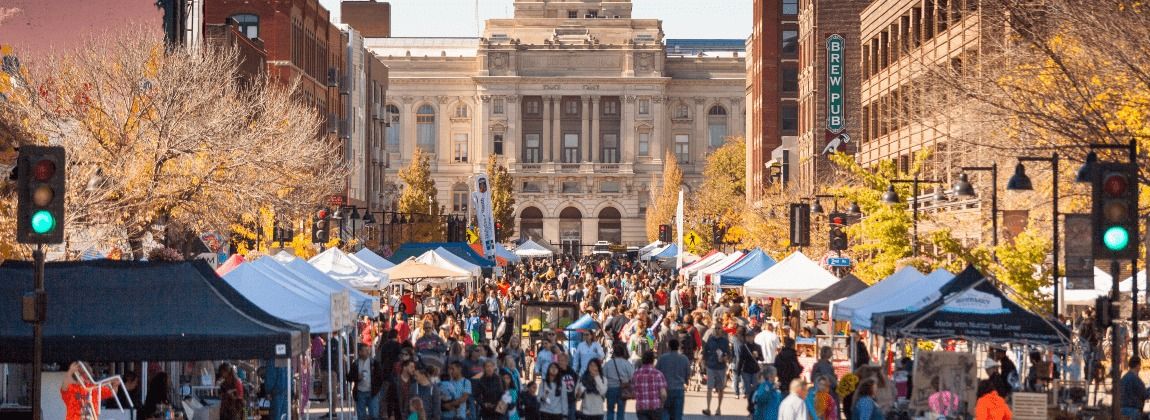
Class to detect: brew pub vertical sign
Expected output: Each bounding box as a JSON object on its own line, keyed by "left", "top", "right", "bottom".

{"left": 824, "top": 34, "right": 849, "bottom": 154}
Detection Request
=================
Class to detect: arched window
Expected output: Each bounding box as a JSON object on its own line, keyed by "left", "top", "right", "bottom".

{"left": 230, "top": 14, "right": 260, "bottom": 39}
{"left": 416, "top": 105, "right": 436, "bottom": 152}
{"left": 559, "top": 207, "right": 583, "bottom": 257}
{"left": 454, "top": 103, "right": 469, "bottom": 118}
{"left": 597, "top": 207, "right": 622, "bottom": 244}
{"left": 386, "top": 104, "right": 400, "bottom": 148}
{"left": 708, "top": 105, "right": 729, "bottom": 148}
{"left": 520, "top": 207, "right": 544, "bottom": 241}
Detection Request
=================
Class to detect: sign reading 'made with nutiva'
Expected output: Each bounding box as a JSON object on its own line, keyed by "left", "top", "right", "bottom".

{"left": 826, "top": 34, "right": 845, "bottom": 134}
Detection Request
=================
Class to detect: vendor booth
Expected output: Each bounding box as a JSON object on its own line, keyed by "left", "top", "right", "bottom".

{"left": 383, "top": 257, "right": 473, "bottom": 289}
{"left": 680, "top": 251, "right": 726, "bottom": 277}
{"left": 514, "top": 239, "right": 555, "bottom": 258}
{"left": 414, "top": 248, "right": 479, "bottom": 283}
{"left": 270, "top": 251, "right": 381, "bottom": 316}
{"left": 309, "top": 247, "right": 389, "bottom": 291}
{"left": 391, "top": 242, "right": 497, "bottom": 270}
{"left": 800, "top": 273, "right": 868, "bottom": 311}
{"left": 693, "top": 250, "right": 745, "bottom": 286}
{"left": 713, "top": 248, "right": 776, "bottom": 289}
{"left": 352, "top": 248, "right": 396, "bottom": 271}
{"left": 742, "top": 251, "right": 838, "bottom": 299}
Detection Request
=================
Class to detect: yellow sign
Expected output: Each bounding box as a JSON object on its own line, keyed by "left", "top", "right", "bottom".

{"left": 684, "top": 231, "right": 703, "bottom": 248}
{"left": 467, "top": 228, "right": 479, "bottom": 244}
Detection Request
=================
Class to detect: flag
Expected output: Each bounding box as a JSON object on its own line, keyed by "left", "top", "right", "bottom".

{"left": 472, "top": 173, "right": 497, "bottom": 261}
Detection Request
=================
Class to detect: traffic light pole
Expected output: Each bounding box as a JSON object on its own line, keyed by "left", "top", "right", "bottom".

{"left": 31, "top": 244, "right": 44, "bottom": 420}
{"left": 1111, "top": 257, "right": 1122, "bottom": 420}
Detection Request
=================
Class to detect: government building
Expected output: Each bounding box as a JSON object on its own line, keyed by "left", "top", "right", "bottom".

{"left": 358, "top": 0, "right": 745, "bottom": 253}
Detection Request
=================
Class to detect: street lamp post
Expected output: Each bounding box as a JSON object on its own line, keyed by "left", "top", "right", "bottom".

{"left": 882, "top": 177, "right": 945, "bottom": 256}
{"left": 953, "top": 163, "right": 1000, "bottom": 249}
{"left": 1004, "top": 154, "right": 1060, "bottom": 319}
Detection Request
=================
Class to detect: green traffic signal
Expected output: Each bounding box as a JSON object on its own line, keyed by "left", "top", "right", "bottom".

{"left": 30, "top": 210, "right": 56, "bottom": 234}
{"left": 1103, "top": 225, "right": 1130, "bottom": 251}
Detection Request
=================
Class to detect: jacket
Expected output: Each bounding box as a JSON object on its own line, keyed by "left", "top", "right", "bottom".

{"left": 576, "top": 375, "right": 608, "bottom": 416}
{"left": 975, "top": 390, "right": 1011, "bottom": 420}
{"left": 346, "top": 357, "right": 386, "bottom": 396}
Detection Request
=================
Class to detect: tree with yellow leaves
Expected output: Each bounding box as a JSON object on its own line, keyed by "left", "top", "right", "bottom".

{"left": 686, "top": 137, "right": 746, "bottom": 254}
{"left": 397, "top": 148, "right": 444, "bottom": 242}
{"left": 486, "top": 154, "right": 516, "bottom": 242}
{"left": 0, "top": 29, "right": 347, "bottom": 260}
{"left": 646, "top": 150, "right": 682, "bottom": 242}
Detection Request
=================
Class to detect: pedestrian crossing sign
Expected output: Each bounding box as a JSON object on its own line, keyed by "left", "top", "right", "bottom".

{"left": 684, "top": 231, "right": 703, "bottom": 248}
{"left": 467, "top": 228, "right": 479, "bottom": 244}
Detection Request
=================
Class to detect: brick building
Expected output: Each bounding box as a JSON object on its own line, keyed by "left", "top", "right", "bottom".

{"left": 792, "top": 0, "right": 869, "bottom": 195}
{"left": 746, "top": 0, "right": 800, "bottom": 204}
{"left": 203, "top": 22, "right": 268, "bottom": 86}
{"left": 204, "top": 0, "right": 348, "bottom": 198}
{"left": 340, "top": 0, "right": 392, "bottom": 38}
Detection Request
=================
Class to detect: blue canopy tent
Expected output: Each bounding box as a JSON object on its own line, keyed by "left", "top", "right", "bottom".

{"left": 651, "top": 243, "right": 679, "bottom": 259}
{"left": 564, "top": 314, "right": 601, "bottom": 349}
{"left": 714, "top": 248, "right": 777, "bottom": 288}
{"left": 391, "top": 242, "right": 496, "bottom": 268}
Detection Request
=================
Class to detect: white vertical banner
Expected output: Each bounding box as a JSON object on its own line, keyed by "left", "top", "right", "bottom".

{"left": 676, "top": 189, "right": 684, "bottom": 269}
{"left": 472, "top": 173, "right": 497, "bottom": 261}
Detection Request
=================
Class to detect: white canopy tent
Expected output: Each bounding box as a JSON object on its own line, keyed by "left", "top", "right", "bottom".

{"left": 637, "top": 241, "right": 664, "bottom": 256}
{"left": 680, "top": 252, "right": 727, "bottom": 276}
{"left": 1053, "top": 267, "right": 1114, "bottom": 306}
{"left": 308, "top": 247, "right": 389, "bottom": 291}
{"left": 743, "top": 251, "right": 839, "bottom": 299}
{"left": 353, "top": 248, "right": 396, "bottom": 271}
{"left": 1120, "top": 270, "right": 1148, "bottom": 293}
{"left": 267, "top": 252, "right": 381, "bottom": 316}
{"left": 494, "top": 243, "right": 522, "bottom": 264}
{"left": 414, "top": 248, "right": 476, "bottom": 283}
{"left": 222, "top": 262, "right": 335, "bottom": 333}
{"left": 693, "top": 251, "right": 745, "bottom": 286}
{"left": 832, "top": 266, "right": 925, "bottom": 325}
{"left": 514, "top": 239, "right": 554, "bottom": 258}
{"left": 838, "top": 268, "right": 954, "bottom": 330}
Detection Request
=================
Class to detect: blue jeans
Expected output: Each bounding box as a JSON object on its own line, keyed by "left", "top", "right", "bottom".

{"left": 741, "top": 373, "right": 759, "bottom": 402}
{"left": 355, "top": 390, "right": 380, "bottom": 420}
{"left": 732, "top": 366, "right": 742, "bottom": 395}
{"left": 605, "top": 387, "right": 625, "bottom": 420}
{"left": 1121, "top": 407, "right": 1144, "bottom": 419}
{"left": 661, "top": 388, "right": 685, "bottom": 420}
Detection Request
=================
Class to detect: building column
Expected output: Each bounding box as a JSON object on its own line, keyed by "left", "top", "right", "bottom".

{"left": 652, "top": 96, "right": 666, "bottom": 163}
{"left": 402, "top": 101, "right": 417, "bottom": 162}
{"left": 591, "top": 96, "right": 601, "bottom": 163}
{"left": 506, "top": 95, "right": 519, "bottom": 164}
{"left": 582, "top": 96, "right": 591, "bottom": 162}
{"left": 542, "top": 96, "right": 553, "bottom": 162}
{"left": 436, "top": 99, "right": 449, "bottom": 164}
{"left": 479, "top": 97, "right": 491, "bottom": 166}
{"left": 621, "top": 96, "right": 635, "bottom": 162}
{"left": 551, "top": 96, "right": 562, "bottom": 163}
{"left": 694, "top": 97, "right": 707, "bottom": 164}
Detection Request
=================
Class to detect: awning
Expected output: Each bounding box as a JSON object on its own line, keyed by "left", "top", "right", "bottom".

{"left": 414, "top": 248, "right": 477, "bottom": 282}
{"left": 714, "top": 249, "right": 776, "bottom": 287}
{"left": 831, "top": 266, "right": 927, "bottom": 327}
{"left": 513, "top": 239, "right": 554, "bottom": 258}
{"left": 353, "top": 248, "right": 396, "bottom": 271}
{"left": 392, "top": 242, "right": 498, "bottom": 267}
{"left": 215, "top": 253, "right": 245, "bottom": 276}
{"left": 681, "top": 251, "right": 727, "bottom": 276}
{"left": 269, "top": 252, "right": 381, "bottom": 316}
{"left": 309, "top": 247, "right": 389, "bottom": 291}
{"left": 470, "top": 242, "right": 511, "bottom": 266}
{"left": 693, "top": 251, "right": 745, "bottom": 286}
{"left": 1056, "top": 267, "right": 1113, "bottom": 306}
{"left": 872, "top": 265, "right": 1072, "bottom": 347}
{"left": 800, "top": 274, "right": 868, "bottom": 310}
{"left": 742, "top": 251, "right": 838, "bottom": 299}
{"left": 0, "top": 260, "right": 307, "bottom": 362}
{"left": 223, "top": 262, "right": 336, "bottom": 333}
{"left": 651, "top": 243, "right": 679, "bottom": 259}
{"left": 383, "top": 257, "right": 472, "bottom": 286}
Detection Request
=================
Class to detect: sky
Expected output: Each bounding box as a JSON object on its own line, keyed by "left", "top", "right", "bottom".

{"left": 321, "top": 0, "right": 752, "bottom": 39}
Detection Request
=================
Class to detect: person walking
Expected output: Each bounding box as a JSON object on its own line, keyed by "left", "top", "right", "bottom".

{"left": 656, "top": 339, "right": 692, "bottom": 420}
{"left": 632, "top": 351, "right": 668, "bottom": 420}
{"left": 576, "top": 359, "right": 608, "bottom": 420}
{"left": 440, "top": 362, "right": 472, "bottom": 420}
{"left": 754, "top": 322, "right": 780, "bottom": 365}
{"left": 737, "top": 328, "right": 764, "bottom": 413}
{"left": 540, "top": 364, "right": 571, "bottom": 420}
{"left": 774, "top": 337, "right": 803, "bottom": 397}
{"left": 574, "top": 332, "right": 606, "bottom": 375}
{"left": 475, "top": 360, "right": 506, "bottom": 420}
{"left": 777, "top": 379, "right": 809, "bottom": 420}
{"left": 702, "top": 325, "right": 732, "bottom": 416}
{"left": 217, "top": 363, "right": 245, "bottom": 420}
{"left": 411, "top": 366, "right": 443, "bottom": 420}
{"left": 603, "top": 343, "right": 634, "bottom": 420}
{"left": 1120, "top": 356, "right": 1150, "bottom": 419}
{"left": 348, "top": 343, "right": 385, "bottom": 420}
{"left": 852, "top": 380, "right": 884, "bottom": 420}
{"left": 554, "top": 353, "right": 580, "bottom": 420}
{"left": 752, "top": 367, "right": 782, "bottom": 420}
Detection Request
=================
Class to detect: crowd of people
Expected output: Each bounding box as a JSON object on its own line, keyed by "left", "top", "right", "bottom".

{"left": 340, "top": 252, "right": 1056, "bottom": 420}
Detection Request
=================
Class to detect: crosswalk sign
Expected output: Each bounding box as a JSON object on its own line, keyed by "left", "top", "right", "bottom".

{"left": 467, "top": 228, "right": 479, "bottom": 244}
{"left": 684, "top": 231, "right": 703, "bottom": 248}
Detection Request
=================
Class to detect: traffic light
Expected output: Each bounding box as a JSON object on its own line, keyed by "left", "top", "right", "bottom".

{"left": 15, "top": 146, "right": 66, "bottom": 244}
{"left": 789, "top": 203, "right": 810, "bottom": 247}
{"left": 658, "top": 224, "right": 671, "bottom": 242}
{"left": 1094, "top": 296, "right": 1114, "bottom": 328}
{"left": 311, "top": 209, "right": 330, "bottom": 244}
{"left": 1091, "top": 162, "right": 1138, "bottom": 259}
{"left": 828, "top": 212, "right": 848, "bottom": 251}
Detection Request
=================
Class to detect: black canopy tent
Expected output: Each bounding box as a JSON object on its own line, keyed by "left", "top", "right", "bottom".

{"left": 799, "top": 273, "right": 868, "bottom": 311}
{"left": 0, "top": 260, "right": 309, "bottom": 362}
{"left": 871, "top": 265, "right": 1071, "bottom": 347}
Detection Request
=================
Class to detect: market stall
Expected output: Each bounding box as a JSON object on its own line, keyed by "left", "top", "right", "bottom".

{"left": 514, "top": 239, "right": 555, "bottom": 258}
{"left": 713, "top": 248, "right": 776, "bottom": 289}
{"left": 414, "top": 248, "right": 478, "bottom": 282}
{"left": 742, "top": 251, "right": 838, "bottom": 299}
{"left": 693, "top": 250, "right": 745, "bottom": 286}
{"left": 214, "top": 253, "right": 245, "bottom": 276}
{"left": 800, "top": 273, "right": 868, "bottom": 311}
{"left": 309, "top": 247, "right": 389, "bottom": 291}
{"left": 270, "top": 251, "right": 381, "bottom": 316}
{"left": 391, "top": 242, "right": 497, "bottom": 270}
{"left": 382, "top": 257, "right": 474, "bottom": 289}
{"left": 353, "top": 248, "right": 396, "bottom": 271}
{"left": 680, "top": 250, "right": 726, "bottom": 277}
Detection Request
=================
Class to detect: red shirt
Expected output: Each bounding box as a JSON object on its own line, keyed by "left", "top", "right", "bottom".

{"left": 655, "top": 290, "right": 668, "bottom": 307}
{"left": 632, "top": 365, "right": 667, "bottom": 411}
{"left": 401, "top": 295, "right": 417, "bottom": 316}
{"left": 62, "top": 382, "right": 111, "bottom": 420}
{"left": 395, "top": 320, "right": 411, "bottom": 344}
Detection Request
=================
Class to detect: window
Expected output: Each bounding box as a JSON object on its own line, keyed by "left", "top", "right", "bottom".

{"left": 781, "top": 104, "right": 798, "bottom": 132}
{"left": 386, "top": 104, "right": 400, "bottom": 148}
{"left": 674, "top": 103, "right": 690, "bottom": 119}
{"left": 454, "top": 104, "right": 469, "bottom": 118}
{"left": 603, "top": 100, "right": 618, "bottom": 115}
{"left": 526, "top": 99, "right": 541, "bottom": 115}
{"left": 638, "top": 194, "right": 648, "bottom": 214}
{"left": 453, "top": 133, "right": 468, "bottom": 162}
{"left": 452, "top": 185, "right": 469, "bottom": 213}
{"left": 587, "top": 10, "right": 598, "bottom": 18}
{"left": 493, "top": 98, "right": 505, "bottom": 115}
{"left": 638, "top": 132, "right": 650, "bottom": 156}
{"left": 601, "top": 134, "right": 619, "bottom": 163}
{"left": 524, "top": 134, "right": 541, "bottom": 163}
{"left": 416, "top": 105, "right": 437, "bottom": 152}
{"left": 493, "top": 134, "right": 504, "bottom": 155}
{"left": 783, "top": 0, "right": 799, "bottom": 15}
{"left": 707, "top": 106, "right": 728, "bottom": 149}
{"left": 230, "top": 14, "right": 259, "bottom": 39}
{"left": 563, "top": 134, "right": 580, "bottom": 163}
{"left": 562, "top": 181, "right": 582, "bottom": 193}
{"left": 782, "top": 66, "right": 798, "bottom": 92}
{"left": 568, "top": 10, "right": 579, "bottom": 18}
{"left": 782, "top": 30, "right": 799, "bottom": 55}
{"left": 565, "top": 100, "right": 579, "bottom": 115}
{"left": 522, "top": 182, "right": 542, "bottom": 193}
{"left": 638, "top": 99, "right": 650, "bottom": 115}
{"left": 600, "top": 181, "right": 620, "bottom": 193}
{"left": 674, "top": 134, "right": 689, "bottom": 163}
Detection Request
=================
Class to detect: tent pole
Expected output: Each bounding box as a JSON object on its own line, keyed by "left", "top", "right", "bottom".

{"left": 286, "top": 358, "right": 293, "bottom": 420}
{"left": 140, "top": 361, "right": 147, "bottom": 420}
{"left": 340, "top": 332, "right": 349, "bottom": 420}
{"left": 326, "top": 332, "right": 333, "bottom": 420}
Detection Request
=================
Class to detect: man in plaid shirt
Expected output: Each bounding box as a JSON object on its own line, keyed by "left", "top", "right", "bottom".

{"left": 632, "top": 350, "right": 668, "bottom": 420}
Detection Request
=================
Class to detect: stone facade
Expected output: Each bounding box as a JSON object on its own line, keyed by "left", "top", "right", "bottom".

{"left": 366, "top": 0, "right": 745, "bottom": 251}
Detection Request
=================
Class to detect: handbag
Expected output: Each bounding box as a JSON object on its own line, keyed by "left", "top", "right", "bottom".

{"left": 612, "top": 359, "right": 634, "bottom": 400}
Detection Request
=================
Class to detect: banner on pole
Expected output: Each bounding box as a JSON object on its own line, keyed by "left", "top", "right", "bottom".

{"left": 676, "top": 190, "right": 684, "bottom": 269}
{"left": 472, "top": 173, "right": 497, "bottom": 261}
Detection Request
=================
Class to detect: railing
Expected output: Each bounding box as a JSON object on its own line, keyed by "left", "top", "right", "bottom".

{"left": 559, "top": 163, "right": 581, "bottom": 173}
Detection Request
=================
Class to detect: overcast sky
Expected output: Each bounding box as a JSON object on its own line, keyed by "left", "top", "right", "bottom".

{"left": 321, "top": 0, "right": 752, "bottom": 39}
